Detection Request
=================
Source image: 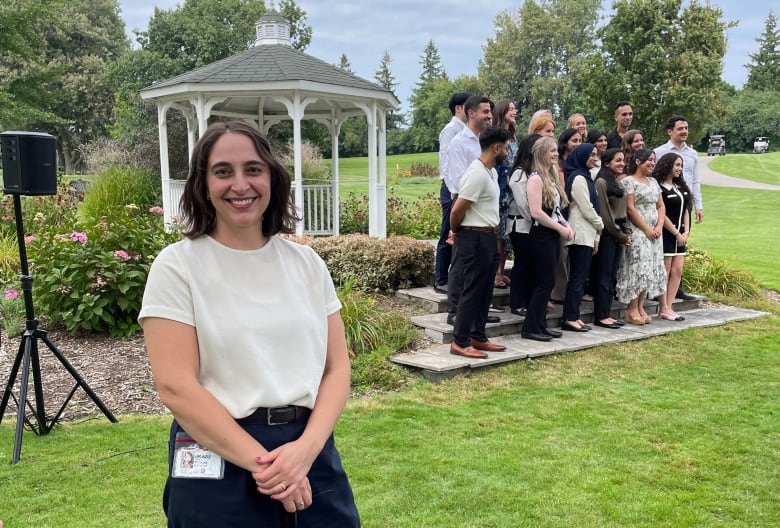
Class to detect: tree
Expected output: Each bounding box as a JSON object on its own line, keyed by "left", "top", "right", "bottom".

{"left": 479, "top": 0, "right": 600, "bottom": 126}
{"left": 417, "top": 40, "right": 447, "bottom": 86}
{"left": 34, "top": 0, "right": 129, "bottom": 173}
{"left": 0, "top": 0, "right": 66, "bottom": 128}
{"left": 278, "top": 0, "right": 312, "bottom": 51}
{"left": 408, "top": 75, "right": 482, "bottom": 153}
{"left": 745, "top": 11, "right": 780, "bottom": 92}
{"left": 374, "top": 51, "right": 403, "bottom": 129}
{"left": 706, "top": 89, "right": 780, "bottom": 153}
{"left": 579, "top": 0, "right": 732, "bottom": 147}
{"left": 336, "top": 53, "right": 353, "bottom": 73}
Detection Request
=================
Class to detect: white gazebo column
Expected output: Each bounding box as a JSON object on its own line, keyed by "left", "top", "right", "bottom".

{"left": 157, "top": 101, "right": 173, "bottom": 227}
{"left": 377, "top": 108, "right": 387, "bottom": 238}
{"left": 273, "top": 94, "right": 315, "bottom": 236}
{"left": 330, "top": 110, "right": 345, "bottom": 236}
{"left": 357, "top": 102, "right": 378, "bottom": 237}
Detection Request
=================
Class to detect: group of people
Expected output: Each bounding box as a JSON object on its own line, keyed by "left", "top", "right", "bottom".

{"left": 434, "top": 95, "right": 702, "bottom": 358}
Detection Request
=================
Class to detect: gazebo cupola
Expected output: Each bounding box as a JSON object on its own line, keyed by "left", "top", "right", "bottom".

{"left": 254, "top": 8, "right": 291, "bottom": 46}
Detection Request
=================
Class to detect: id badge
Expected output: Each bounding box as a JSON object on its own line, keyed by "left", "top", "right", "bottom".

{"left": 171, "top": 431, "right": 225, "bottom": 479}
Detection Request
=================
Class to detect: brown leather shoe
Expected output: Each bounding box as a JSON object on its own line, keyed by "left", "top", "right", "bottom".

{"left": 450, "top": 342, "right": 488, "bottom": 358}
{"left": 470, "top": 339, "right": 506, "bottom": 352}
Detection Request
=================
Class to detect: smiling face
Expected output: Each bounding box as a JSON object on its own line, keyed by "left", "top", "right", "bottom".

{"left": 637, "top": 153, "right": 656, "bottom": 176}
{"left": 630, "top": 133, "right": 645, "bottom": 152}
{"left": 570, "top": 114, "right": 587, "bottom": 134}
{"left": 594, "top": 135, "right": 608, "bottom": 154}
{"left": 539, "top": 123, "right": 555, "bottom": 137}
{"left": 504, "top": 103, "right": 517, "bottom": 124}
{"left": 470, "top": 102, "right": 493, "bottom": 132}
{"left": 586, "top": 147, "right": 599, "bottom": 169}
{"left": 607, "top": 152, "right": 625, "bottom": 175}
{"left": 669, "top": 120, "right": 689, "bottom": 145}
{"left": 615, "top": 104, "right": 633, "bottom": 129}
{"left": 547, "top": 142, "right": 559, "bottom": 166}
{"left": 566, "top": 134, "right": 582, "bottom": 154}
{"left": 206, "top": 132, "right": 271, "bottom": 243}
{"left": 672, "top": 157, "right": 683, "bottom": 178}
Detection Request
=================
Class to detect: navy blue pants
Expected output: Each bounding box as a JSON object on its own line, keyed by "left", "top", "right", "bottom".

{"left": 562, "top": 244, "right": 593, "bottom": 322}
{"left": 163, "top": 418, "right": 360, "bottom": 527}
{"left": 434, "top": 181, "right": 454, "bottom": 288}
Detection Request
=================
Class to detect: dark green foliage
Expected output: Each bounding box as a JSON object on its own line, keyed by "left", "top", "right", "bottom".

{"left": 706, "top": 90, "right": 780, "bottom": 152}
{"left": 79, "top": 166, "right": 161, "bottom": 221}
{"left": 304, "top": 234, "right": 433, "bottom": 292}
{"left": 683, "top": 246, "right": 759, "bottom": 299}
{"left": 745, "top": 11, "right": 780, "bottom": 92}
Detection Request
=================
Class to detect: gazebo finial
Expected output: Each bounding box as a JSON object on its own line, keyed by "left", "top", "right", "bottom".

{"left": 255, "top": 3, "right": 291, "bottom": 46}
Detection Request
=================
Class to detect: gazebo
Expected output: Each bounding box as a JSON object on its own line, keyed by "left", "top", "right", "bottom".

{"left": 140, "top": 9, "right": 399, "bottom": 237}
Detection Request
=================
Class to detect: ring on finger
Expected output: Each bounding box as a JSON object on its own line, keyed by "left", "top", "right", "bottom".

{"left": 280, "top": 481, "right": 287, "bottom": 492}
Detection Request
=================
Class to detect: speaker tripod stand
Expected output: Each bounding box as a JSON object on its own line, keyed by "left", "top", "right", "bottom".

{"left": 0, "top": 194, "right": 117, "bottom": 464}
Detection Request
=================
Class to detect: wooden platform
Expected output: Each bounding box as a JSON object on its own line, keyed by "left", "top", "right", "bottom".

{"left": 392, "top": 286, "right": 768, "bottom": 381}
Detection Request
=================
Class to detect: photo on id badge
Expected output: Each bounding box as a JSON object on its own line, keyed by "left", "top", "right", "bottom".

{"left": 172, "top": 432, "right": 225, "bottom": 479}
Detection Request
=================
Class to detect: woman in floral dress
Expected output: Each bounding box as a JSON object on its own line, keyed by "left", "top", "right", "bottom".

{"left": 615, "top": 149, "right": 666, "bottom": 325}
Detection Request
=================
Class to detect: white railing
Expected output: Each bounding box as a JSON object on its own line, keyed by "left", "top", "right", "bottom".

{"left": 166, "top": 180, "right": 333, "bottom": 236}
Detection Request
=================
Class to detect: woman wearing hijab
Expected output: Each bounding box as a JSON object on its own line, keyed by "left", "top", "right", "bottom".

{"left": 561, "top": 143, "right": 603, "bottom": 332}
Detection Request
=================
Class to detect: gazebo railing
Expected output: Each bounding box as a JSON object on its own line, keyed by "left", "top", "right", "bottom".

{"left": 165, "top": 180, "right": 333, "bottom": 235}
{"left": 292, "top": 183, "right": 333, "bottom": 236}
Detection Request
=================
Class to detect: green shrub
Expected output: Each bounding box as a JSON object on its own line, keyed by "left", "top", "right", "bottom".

{"left": 0, "top": 287, "right": 25, "bottom": 337}
{"left": 683, "top": 246, "right": 759, "bottom": 299}
{"left": 0, "top": 182, "right": 80, "bottom": 240}
{"left": 302, "top": 234, "right": 433, "bottom": 291}
{"left": 79, "top": 166, "right": 160, "bottom": 222}
{"left": 408, "top": 162, "right": 438, "bottom": 178}
{"left": 337, "top": 281, "right": 417, "bottom": 393}
{"left": 27, "top": 205, "right": 180, "bottom": 336}
{"left": 340, "top": 192, "right": 440, "bottom": 240}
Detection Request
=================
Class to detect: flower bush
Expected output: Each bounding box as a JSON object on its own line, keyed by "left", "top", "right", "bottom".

{"left": 27, "top": 205, "right": 180, "bottom": 336}
{"left": 340, "top": 192, "right": 439, "bottom": 240}
{"left": 0, "top": 288, "right": 25, "bottom": 337}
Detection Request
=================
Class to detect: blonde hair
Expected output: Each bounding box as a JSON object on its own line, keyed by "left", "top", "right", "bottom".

{"left": 531, "top": 137, "right": 568, "bottom": 210}
{"left": 528, "top": 115, "right": 556, "bottom": 135}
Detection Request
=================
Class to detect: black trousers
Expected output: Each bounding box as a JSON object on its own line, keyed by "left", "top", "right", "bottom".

{"left": 523, "top": 225, "right": 559, "bottom": 334}
{"left": 448, "top": 229, "right": 498, "bottom": 347}
{"left": 508, "top": 231, "right": 530, "bottom": 309}
{"left": 434, "top": 181, "right": 453, "bottom": 287}
{"left": 562, "top": 244, "right": 593, "bottom": 322}
{"left": 592, "top": 232, "right": 622, "bottom": 321}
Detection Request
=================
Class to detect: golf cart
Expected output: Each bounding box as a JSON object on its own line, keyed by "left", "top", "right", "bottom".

{"left": 707, "top": 135, "right": 726, "bottom": 156}
{"left": 753, "top": 136, "right": 769, "bottom": 153}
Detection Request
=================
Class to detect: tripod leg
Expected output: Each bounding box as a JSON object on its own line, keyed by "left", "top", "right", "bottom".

{"left": 12, "top": 336, "right": 34, "bottom": 464}
{"left": 0, "top": 335, "right": 27, "bottom": 422}
{"left": 41, "top": 334, "right": 118, "bottom": 423}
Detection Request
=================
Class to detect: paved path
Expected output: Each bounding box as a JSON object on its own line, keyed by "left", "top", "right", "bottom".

{"left": 699, "top": 155, "right": 780, "bottom": 191}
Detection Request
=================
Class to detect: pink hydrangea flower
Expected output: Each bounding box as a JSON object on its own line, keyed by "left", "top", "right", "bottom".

{"left": 24, "top": 235, "right": 36, "bottom": 243}
{"left": 70, "top": 232, "right": 88, "bottom": 244}
{"left": 113, "top": 250, "right": 130, "bottom": 260}
{"left": 4, "top": 289, "right": 19, "bottom": 300}
{"left": 148, "top": 206, "right": 164, "bottom": 215}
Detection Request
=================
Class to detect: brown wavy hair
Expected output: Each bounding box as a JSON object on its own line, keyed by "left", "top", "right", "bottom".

{"left": 180, "top": 120, "right": 299, "bottom": 239}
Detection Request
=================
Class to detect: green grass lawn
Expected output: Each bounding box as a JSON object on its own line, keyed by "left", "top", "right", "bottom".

{"left": 2, "top": 310, "right": 778, "bottom": 527}
{"left": 696, "top": 186, "right": 779, "bottom": 290}
{"left": 709, "top": 152, "right": 780, "bottom": 186}
{"left": 331, "top": 152, "right": 440, "bottom": 201}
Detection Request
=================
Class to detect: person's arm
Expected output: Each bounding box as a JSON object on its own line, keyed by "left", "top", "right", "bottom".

{"left": 527, "top": 174, "right": 572, "bottom": 239}
{"left": 447, "top": 142, "right": 469, "bottom": 195}
{"left": 449, "top": 196, "right": 474, "bottom": 233}
{"left": 572, "top": 175, "right": 604, "bottom": 233}
{"left": 653, "top": 192, "right": 666, "bottom": 239}
{"left": 253, "top": 312, "right": 352, "bottom": 503}
{"left": 680, "top": 203, "right": 691, "bottom": 245}
{"left": 624, "top": 180, "right": 654, "bottom": 239}
{"left": 595, "top": 179, "right": 628, "bottom": 244}
{"left": 691, "top": 157, "right": 703, "bottom": 223}
{"left": 143, "top": 318, "right": 270, "bottom": 470}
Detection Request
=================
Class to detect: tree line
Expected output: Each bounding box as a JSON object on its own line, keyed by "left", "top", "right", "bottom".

{"left": 1, "top": 0, "right": 778, "bottom": 175}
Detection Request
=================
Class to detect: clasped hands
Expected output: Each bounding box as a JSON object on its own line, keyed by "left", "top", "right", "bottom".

{"left": 252, "top": 440, "right": 315, "bottom": 513}
{"left": 644, "top": 225, "right": 662, "bottom": 240}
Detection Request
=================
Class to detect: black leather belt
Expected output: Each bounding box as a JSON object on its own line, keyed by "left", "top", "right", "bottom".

{"left": 242, "top": 405, "right": 311, "bottom": 425}
{"left": 460, "top": 225, "right": 497, "bottom": 233}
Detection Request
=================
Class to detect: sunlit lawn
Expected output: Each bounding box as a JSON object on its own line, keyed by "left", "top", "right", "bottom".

{"left": 329, "top": 152, "right": 440, "bottom": 201}
{"left": 709, "top": 151, "right": 780, "bottom": 186}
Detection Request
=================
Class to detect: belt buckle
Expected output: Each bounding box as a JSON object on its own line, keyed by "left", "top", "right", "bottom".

{"left": 267, "top": 406, "right": 290, "bottom": 426}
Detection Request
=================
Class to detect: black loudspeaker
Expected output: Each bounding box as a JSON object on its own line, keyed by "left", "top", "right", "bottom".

{"left": 1, "top": 131, "right": 58, "bottom": 196}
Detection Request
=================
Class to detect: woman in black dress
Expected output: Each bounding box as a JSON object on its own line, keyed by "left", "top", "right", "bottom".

{"left": 652, "top": 153, "right": 692, "bottom": 322}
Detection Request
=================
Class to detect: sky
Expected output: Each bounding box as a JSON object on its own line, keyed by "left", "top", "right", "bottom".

{"left": 117, "top": 0, "right": 778, "bottom": 115}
